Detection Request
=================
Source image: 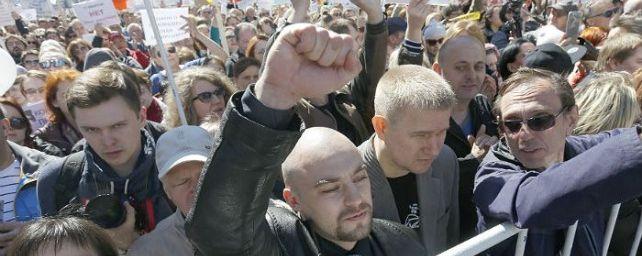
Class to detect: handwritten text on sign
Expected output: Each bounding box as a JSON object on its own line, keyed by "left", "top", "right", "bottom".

{"left": 140, "top": 7, "right": 190, "bottom": 46}
{"left": 72, "top": 0, "right": 120, "bottom": 30}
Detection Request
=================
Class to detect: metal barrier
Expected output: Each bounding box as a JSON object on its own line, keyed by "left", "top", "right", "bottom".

{"left": 438, "top": 203, "right": 642, "bottom": 256}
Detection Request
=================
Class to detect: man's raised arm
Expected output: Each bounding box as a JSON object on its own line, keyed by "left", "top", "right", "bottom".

{"left": 184, "top": 24, "right": 362, "bottom": 255}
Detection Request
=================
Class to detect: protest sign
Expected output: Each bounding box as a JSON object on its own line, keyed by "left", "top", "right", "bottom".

{"left": 140, "top": 7, "right": 190, "bottom": 46}
{"left": 0, "top": 2, "right": 14, "bottom": 27}
{"left": 23, "top": 101, "right": 48, "bottom": 131}
{"left": 72, "top": 0, "right": 120, "bottom": 31}
{"left": 19, "top": 9, "right": 37, "bottom": 22}
{"left": 428, "top": 0, "right": 451, "bottom": 5}
{"left": 272, "top": 0, "right": 289, "bottom": 6}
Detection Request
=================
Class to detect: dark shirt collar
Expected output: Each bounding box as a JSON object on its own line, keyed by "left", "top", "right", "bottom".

{"left": 316, "top": 234, "right": 373, "bottom": 256}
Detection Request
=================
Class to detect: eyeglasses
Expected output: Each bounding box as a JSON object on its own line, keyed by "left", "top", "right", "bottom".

{"left": 24, "top": 87, "right": 45, "bottom": 95}
{"left": 155, "top": 46, "right": 176, "bottom": 57}
{"left": 27, "top": 41, "right": 38, "bottom": 46}
{"left": 39, "top": 59, "right": 68, "bottom": 69}
{"left": 426, "top": 38, "right": 443, "bottom": 46}
{"left": 22, "top": 59, "right": 39, "bottom": 66}
{"left": 589, "top": 7, "right": 620, "bottom": 18}
{"left": 498, "top": 107, "right": 569, "bottom": 134}
{"left": 3, "top": 117, "right": 29, "bottom": 130}
{"left": 192, "top": 88, "right": 226, "bottom": 103}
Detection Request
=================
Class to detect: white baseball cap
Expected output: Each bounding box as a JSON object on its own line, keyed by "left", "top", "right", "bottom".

{"left": 155, "top": 126, "right": 213, "bottom": 179}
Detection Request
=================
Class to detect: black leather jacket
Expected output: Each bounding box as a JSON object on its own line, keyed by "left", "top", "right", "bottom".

{"left": 185, "top": 93, "right": 427, "bottom": 255}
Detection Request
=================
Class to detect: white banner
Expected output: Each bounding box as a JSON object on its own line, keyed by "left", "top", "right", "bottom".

{"left": 329, "top": 0, "right": 358, "bottom": 9}
{"left": 19, "top": 9, "right": 37, "bottom": 22}
{"left": 140, "top": 7, "right": 189, "bottom": 46}
{"left": 72, "top": 0, "right": 121, "bottom": 31}
{"left": 0, "top": 1, "right": 14, "bottom": 27}
{"left": 23, "top": 101, "right": 47, "bottom": 131}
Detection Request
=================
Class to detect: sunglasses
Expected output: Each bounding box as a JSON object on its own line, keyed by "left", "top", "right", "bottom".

{"left": 39, "top": 59, "right": 68, "bottom": 69}
{"left": 24, "top": 87, "right": 45, "bottom": 95}
{"left": 3, "top": 117, "right": 29, "bottom": 130}
{"left": 498, "top": 107, "right": 569, "bottom": 134}
{"left": 22, "top": 59, "right": 39, "bottom": 66}
{"left": 192, "top": 88, "right": 226, "bottom": 103}
{"left": 426, "top": 38, "right": 443, "bottom": 46}
{"left": 590, "top": 7, "right": 620, "bottom": 18}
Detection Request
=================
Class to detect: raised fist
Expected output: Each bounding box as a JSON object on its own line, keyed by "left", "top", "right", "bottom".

{"left": 256, "top": 24, "right": 362, "bottom": 110}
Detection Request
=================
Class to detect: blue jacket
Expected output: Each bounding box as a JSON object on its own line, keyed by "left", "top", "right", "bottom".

{"left": 7, "top": 141, "right": 59, "bottom": 221}
{"left": 474, "top": 127, "right": 642, "bottom": 256}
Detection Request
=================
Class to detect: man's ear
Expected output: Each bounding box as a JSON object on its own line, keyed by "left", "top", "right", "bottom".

{"left": 565, "top": 105, "right": 579, "bottom": 135}
{"left": 282, "top": 188, "right": 300, "bottom": 211}
{"left": 138, "top": 106, "right": 147, "bottom": 128}
{"left": 372, "top": 115, "right": 388, "bottom": 140}
{"left": 433, "top": 62, "right": 442, "bottom": 75}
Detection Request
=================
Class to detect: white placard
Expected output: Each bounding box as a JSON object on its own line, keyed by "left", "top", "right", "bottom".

{"left": 330, "top": 0, "right": 358, "bottom": 9}
{"left": 384, "top": 0, "right": 409, "bottom": 4}
{"left": 0, "top": 3, "right": 14, "bottom": 27}
{"left": 257, "top": 0, "right": 272, "bottom": 10}
{"left": 23, "top": 101, "right": 47, "bottom": 131}
{"left": 428, "top": 0, "right": 450, "bottom": 5}
{"left": 72, "top": 0, "right": 121, "bottom": 31}
{"left": 140, "top": 7, "right": 190, "bottom": 46}
{"left": 19, "top": 9, "right": 37, "bottom": 22}
{"left": 272, "top": 0, "right": 289, "bottom": 6}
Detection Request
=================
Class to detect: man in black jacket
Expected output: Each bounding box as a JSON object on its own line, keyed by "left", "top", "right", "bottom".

{"left": 185, "top": 23, "right": 426, "bottom": 255}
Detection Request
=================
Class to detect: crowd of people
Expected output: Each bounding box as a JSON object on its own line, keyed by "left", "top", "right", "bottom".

{"left": 0, "top": 0, "right": 640, "bottom": 255}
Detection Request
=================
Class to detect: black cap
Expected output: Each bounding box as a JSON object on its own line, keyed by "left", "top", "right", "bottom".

{"left": 524, "top": 43, "right": 574, "bottom": 75}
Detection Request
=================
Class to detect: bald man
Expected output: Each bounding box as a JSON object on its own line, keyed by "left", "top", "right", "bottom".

{"left": 185, "top": 23, "right": 426, "bottom": 255}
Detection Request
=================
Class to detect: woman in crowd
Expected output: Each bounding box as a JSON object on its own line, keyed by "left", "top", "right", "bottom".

{"left": 20, "top": 50, "right": 40, "bottom": 71}
{"left": 33, "top": 69, "right": 82, "bottom": 156}
{"left": 572, "top": 71, "right": 642, "bottom": 256}
{"left": 232, "top": 57, "right": 260, "bottom": 91}
{"left": 245, "top": 35, "right": 269, "bottom": 63}
{"left": 497, "top": 38, "right": 536, "bottom": 80}
{"left": 66, "top": 39, "right": 92, "bottom": 72}
{"left": 484, "top": 5, "right": 509, "bottom": 50}
{"left": 5, "top": 79, "right": 27, "bottom": 106}
{"left": 163, "top": 67, "right": 235, "bottom": 128}
{"left": 574, "top": 72, "right": 640, "bottom": 135}
{"left": 17, "top": 70, "right": 48, "bottom": 104}
{"left": 257, "top": 17, "right": 276, "bottom": 36}
{"left": 0, "top": 98, "right": 35, "bottom": 148}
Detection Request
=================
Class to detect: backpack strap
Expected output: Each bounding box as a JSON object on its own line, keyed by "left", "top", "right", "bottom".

{"left": 54, "top": 151, "right": 86, "bottom": 212}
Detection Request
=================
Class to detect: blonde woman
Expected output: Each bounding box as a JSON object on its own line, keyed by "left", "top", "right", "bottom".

{"left": 573, "top": 72, "right": 641, "bottom": 135}
{"left": 163, "top": 67, "right": 236, "bottom": 128}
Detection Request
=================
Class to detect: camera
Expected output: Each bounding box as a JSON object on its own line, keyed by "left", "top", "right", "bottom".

{"left": 84, "top": 194, "right": 147, "bottom": 230}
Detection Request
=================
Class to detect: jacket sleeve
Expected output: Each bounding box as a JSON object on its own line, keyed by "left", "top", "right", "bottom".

{"left": 184, "top": 92, "right": 302, "bottom": 256}
{"left": 474, "top": 127, "right": 642, "bottom": 229}
{"left": 397, "top": 42, "right": 424, "bottom": 66}
{"left": 345, "top": 21, "right": 387, "bottom": 133}
{"left": 448, "top": 154, "right": 461, "bottom": 247}
{"left": 14, "top": 18, "right": 29, "bottom": 36}
{"left": 35, "top": 158, "right": 65, "bottom": 217}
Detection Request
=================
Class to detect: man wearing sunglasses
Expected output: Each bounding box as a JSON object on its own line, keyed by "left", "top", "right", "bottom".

{"left": 474, "top": 68, "right": 642, "bottom": 255}
{"left": 585, "top": 0, "right": 622, "bottom": 30}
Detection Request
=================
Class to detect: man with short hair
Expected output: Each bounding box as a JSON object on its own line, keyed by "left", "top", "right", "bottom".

{"left": 548, "top": 1, "right": 578, "bottom": 32}
{"left": 5, "top": 34, "right": 27, "bottom": 64}
{"left": 359, "top": 65, "right": 460, "bottom": 255}
{"left": 225, "top": 23, "right": 256, "bottom": 77}
{"left": 185, "top": 23, "right": 426, "bottom": 256}
{"left": 37, "top": 62, "right": 172, "bottom": 240}
{"left": 475, "top": 68, "right": 642, "bottom": 255}
{"left": 127, "top": 126, "right": 212, "bottom": 256}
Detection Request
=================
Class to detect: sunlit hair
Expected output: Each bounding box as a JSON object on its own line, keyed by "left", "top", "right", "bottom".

{"left": 597, "top": 33, "right": 642, "bottom": 72}
{"left": 163, "top": 67, "right": 236, "bottom": 128}
{"left": 574, "top": 72, "right": 640, "bottom": 135}
{"left": 375, "top": 65, "right": 456, "bottom": 124}
{"left": 44, "top": 69, "right": 80, "bottom": 124}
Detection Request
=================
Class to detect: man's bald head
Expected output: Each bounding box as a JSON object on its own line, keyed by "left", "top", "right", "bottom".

{"left": 282, "top": 128, "right": 361, "bottom": 190}
{"left": 436, "top": 35, "right": 485, "bottom": 65}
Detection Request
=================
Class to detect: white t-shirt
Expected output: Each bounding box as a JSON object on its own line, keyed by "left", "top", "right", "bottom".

{"left": 0, "top": 160, "right": 20, "bottom": 222}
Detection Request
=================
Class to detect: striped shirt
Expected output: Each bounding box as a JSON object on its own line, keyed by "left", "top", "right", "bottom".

{"left": 0, "top": 160, "right": 20, "bottom": 222}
